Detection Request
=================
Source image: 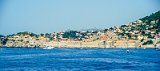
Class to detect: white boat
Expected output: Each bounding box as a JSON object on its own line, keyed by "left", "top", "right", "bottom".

{"left": 155, "top": 44, "right": 160, "bottom": 51}
{"left": 43, "top": 47, "right": 55, "bottom": 49}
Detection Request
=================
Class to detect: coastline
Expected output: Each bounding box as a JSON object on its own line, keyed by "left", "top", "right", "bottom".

{"left": 0, "top": 46, "right": 156, "bottom": 49}
{"left": 1, "top": 40, "right": 156, "bottom": 48}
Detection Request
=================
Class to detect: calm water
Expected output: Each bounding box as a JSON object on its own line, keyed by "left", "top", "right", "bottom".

{"left": 0, "top": 47, "right": 160, "bottom": 71}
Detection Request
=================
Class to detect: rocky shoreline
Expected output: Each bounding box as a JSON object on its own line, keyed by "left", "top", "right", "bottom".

{"left": 1, "top": 40, "right": 157, "bottom": 48}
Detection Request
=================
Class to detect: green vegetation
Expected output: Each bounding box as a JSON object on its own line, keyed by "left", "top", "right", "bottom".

{"left": 143, "top": 40, "right": 153, "bottom": 45}
{"left": 17, "top": 32, "right": 30, "bottom": 35}
{"left": 141, "top": 11, "right": 160, "bottom": 23}
{"left": 116, "top": 10, "right": 160, "bottom": 41}
{"left": 63, "top": 30, "right": 79, "bottom": 39}
{"left": 0, "top": 35, "right": 8, "bottom": 45}
{"left": 17, "top": 31, "right": 39, "bottom": 37}
{"left": 0, "top": 35, "right": 4, "bottom": 37}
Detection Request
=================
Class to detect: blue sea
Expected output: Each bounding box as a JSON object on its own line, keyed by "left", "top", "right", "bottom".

{"left": 0, "top": 47, "right": 160, "bottom": 71}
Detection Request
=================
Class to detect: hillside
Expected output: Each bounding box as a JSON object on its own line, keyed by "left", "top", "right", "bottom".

{"left": 0, "top": 11, "right": 160, "bottom": 47}
{"left": 140, "top": 11, "right": 160, "bottom": 23}
{"left": 110, "top": 11, "right": 160, "bottom": 45}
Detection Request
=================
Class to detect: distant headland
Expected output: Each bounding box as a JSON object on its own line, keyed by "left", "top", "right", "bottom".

{"left": 0, "top": 11, "right": 160, "bottom": 48}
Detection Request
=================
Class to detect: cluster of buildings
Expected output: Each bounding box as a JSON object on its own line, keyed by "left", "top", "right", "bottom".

{"left": 116, "top": 19, "right": 160, "bottom": 47}
{"left": 0, "top": 18, "right": 160, "bottom": 48}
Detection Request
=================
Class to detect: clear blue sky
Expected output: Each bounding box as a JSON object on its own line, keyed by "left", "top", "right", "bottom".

{"left": 0, "top": 0, "right": 160, "bottom": 35}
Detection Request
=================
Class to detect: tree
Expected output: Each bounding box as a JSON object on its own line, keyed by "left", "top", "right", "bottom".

{"left": 121, "top": 25, "right": 127, "bottom": 27}
{"left": 104, "top": 29, "right": 108, "bottom": 32}
{"left": 109, "top": 27, "right": 114, "bottom": 30}
{"left": 63, "top": 30, "right": 78, "bottom": 39}
{"left": 126, "top": 33, "right": 131, "bottom": 38}
{"left": 141, "top": 31, "right": 145, "bottom": 36}
{"left": 145, "top": 32, "right": 153, "bottom": 38}
{"left": 30, "top": 33, "right": 39, "bottom": 37}
{"left": 0, "top": 35, "right": 4, "bottom": 37}
{"left": 158, "top": 19, "right": 160, "bottom": 32}
{"left": 17, "top": 32, "right": 29, "bottom": 36}
{"left": 40, "top": 33, "right": 44, "bottom": 36}
{"left": 141, "top": 11, "right": 160, "bottom": 23}
{"left": 143, "top": 40, "right": 153, "bottom": 45}
{"left": 45, "top": 33, "right": 50, "bottom": 37}
{"left": 2, "top": 38, "right": 8, "bottom": 45}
